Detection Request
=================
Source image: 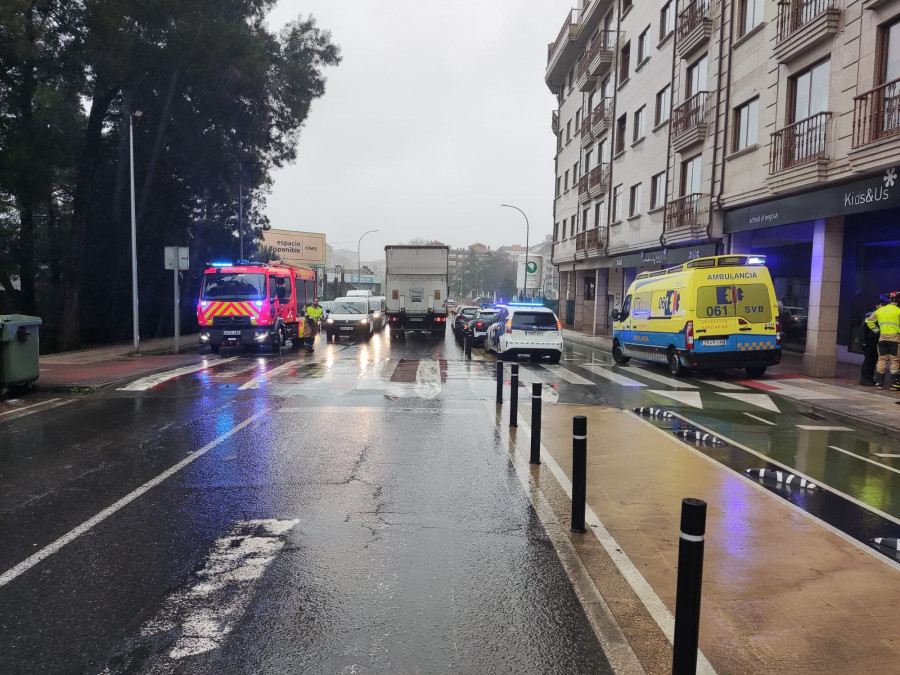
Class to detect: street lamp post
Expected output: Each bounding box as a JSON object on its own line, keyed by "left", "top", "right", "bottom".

{"left": 130, "top": 110, "right": 143, "bottom": 354}
{"left": 501, "top": 204, "right": 530, "bottom": 299}
{"left": 358, "top": 229, "right": 378, "bottom": 290}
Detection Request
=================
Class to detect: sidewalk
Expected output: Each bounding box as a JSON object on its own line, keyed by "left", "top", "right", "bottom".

{"left": 35, "top": 336, "right": 206, "bottom": 391}
{"left": 562, "top": 327, "right": 900, "bottom": 441}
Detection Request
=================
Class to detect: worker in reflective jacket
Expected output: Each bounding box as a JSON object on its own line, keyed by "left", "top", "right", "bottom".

{"left": 866, "top": 291, "right": 900, "bottom": 390}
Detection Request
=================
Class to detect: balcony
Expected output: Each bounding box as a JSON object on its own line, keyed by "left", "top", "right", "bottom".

{"left": 547, "top": 9, "right": 579, "bottom": 67}
{"left": 576, "top": 231, "right": 587, "bottom": 252}
{"left": 580, "top": 116, "right": 594, "bottom": 148}
{"left": 591, "top": 97, "right": 613, "bottom": 137}
{"left": 774, "top": 0, "right": 840, "bottom": 63}
{"left": 849, "top": 78, "right": 900, "bottom": 172}
{"left": 676, "top": 0, "right": 712, "bottom": 59}
{"left": 588, "top": 163, "right": 609, "bottom": 199}
{"left": 575, "top": 53, "right": 596, "bottom": 92}
{"left": 577, "top": 175, "right": 590, "bottom": 204}
{"left": 671, "top": 91, "right": 711, "bottom": 152}
{"left": 768, "top": 112, "right": 831, "bottom": 190}
{"left": 586, "top": 227, "right": 603, "bottom": 251}
{"left": 552, "top": 110, "right": 560, "bottom": 134}
{"left": 665, "top": 193, "right": 709, "bottom": 235}
{"left": 587, "top": 31, "right": 616, "bottom": 78}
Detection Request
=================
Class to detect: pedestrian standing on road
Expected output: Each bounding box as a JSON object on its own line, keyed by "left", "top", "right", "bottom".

{"left": 860, "top": 296, "right": 886, "bottom": 386}
{"left": 867, "top": 291, "right": 900, "bottom": 390}
{"left": 303, "top": 297, "right": 324, "bottom": 351}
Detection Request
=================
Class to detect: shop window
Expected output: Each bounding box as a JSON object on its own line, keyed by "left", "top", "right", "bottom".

{"left": 585, "top": 277, "right": 596, "bottom": 301}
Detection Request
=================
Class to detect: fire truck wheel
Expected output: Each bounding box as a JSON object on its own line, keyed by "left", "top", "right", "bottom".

{"left": 210, "top": 344, "right": 220, "bottom": 354}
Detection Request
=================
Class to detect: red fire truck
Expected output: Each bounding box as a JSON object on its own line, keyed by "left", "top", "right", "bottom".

{"left": 197, "top": 261, "right": 318, "bottom": 353}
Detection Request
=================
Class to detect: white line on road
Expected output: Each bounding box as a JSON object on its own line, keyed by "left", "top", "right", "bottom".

{"left": 720, "top": 393, "right": 780, "bottom": 413}
{"left": 140, "top": 519, "right": 298, "bottom": 660}
{"left": 696, "top": 379, "right": 746, "bottom": 390}
{"left": 239, "top": 359, "right": 303, "bottom": 390}
{"left": 0, "top": 410, "right": 267, "bottom": 589}
{"left": 626, "top": 368, "right": 699, "bottom": 389}
{"left": 648, "top": 389, "right": 704, "bottom": 409}
{"left": 796, "top": 425, "right": 852, "bottom": 431}
{"left": 581, "top": 364, "right": 646, "bottom": 387}
{"left": 117, "top": 357, "right": 239, "bottom": 391}
{"left": 542, "top": 364, "right": 594, "bottom": 385}
{"left": 828, "top": 446, "right": 900, "bottom": 476}
{"left": 874, "top": 454, "right": 900, "bottom": 458}
{"left": 0, "top": 398, "right": 61, "bottom": 416}
{"left": 743, "top": 412, "right": 777, "bottom": 426}
{"left": 414, "top": 358, "right": 441, "bottom": 399}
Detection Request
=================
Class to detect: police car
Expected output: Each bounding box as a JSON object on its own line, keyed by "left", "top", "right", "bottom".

{"left": 483, "top": 303, "right": 563, "bottom": 362}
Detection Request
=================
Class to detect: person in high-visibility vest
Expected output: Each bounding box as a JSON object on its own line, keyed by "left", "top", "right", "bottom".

{"left": 866, "top": 291, "right": 900, "bottom": 390}
{"left": 303, "top": 297, "right": 324, "bottom": 352}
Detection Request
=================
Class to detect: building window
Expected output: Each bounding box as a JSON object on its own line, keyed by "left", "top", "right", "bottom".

{"left": 575, "top": 108, "right": 581, "bottom": 128}
{"left": 564, "top": 170, "right": 570, "bottom": 191}
{"left": 615, "top": 115, "right": 627, "bottom": 154}
{"left": 566, "top": 119, "right": 572, "bottom": 142}
{"left": 598, "top": 138, "right": 608, "bottom": 163}
{"left": 620, "top": 41, "right": 631, "bottom": 82}
{"left": 562, "top": 219, "right": 567, "bottom": 239}
{"left": 612, "top": 184, "right": 623, "bottom": 222}
{"left": 554, "top": 222, "right": 559, "bottom": 241}
{"left": 660, "top": 1, "right": 675, "bottom": 41}
{"left": 582, "top": 208, "right": 589, "bottom": 233}
{"left": 585, "top": 276, "right": 596, "bottom": 301}
{"left": 629, "top": 184, "right": 642, "bottom": 217}
{"left": 739, "top": 0, "right": 764, "bottom": 38}
{"left": 638, "top": 26, "right": 650, "bottom": 64}
{"left": 733, "top": 98, "right": 759, "bottom": 151}
{"left": 792, "top": 59, "right": 830, "bottom": 122}
{"left": 585, "top": 149, "right": 592, "bottom": 172}
{"left": 556, "top": 176, "right": 561, "bottom": 197}
{"left": 651, "top": 172, "right": 666, "bottom": 209}
{"left": 656, "top": 85, "right": 671, "bottom": 125}
{"left": 622, "top": 0, "right": 633, "bottom": 13}
{"left": 681, "top": 154, "right": 702, "bottom": 196}
{"left": 687, "top": 54, "right": 708, "bottom": 97}
{"left": 594, "top": 202, "right": 603, "bottom": 228}
{"left": 574, "top": 161, "right": 579, "bottom": 180}
{"left": 633, "top": 106, "right": 646, "bottom": 142}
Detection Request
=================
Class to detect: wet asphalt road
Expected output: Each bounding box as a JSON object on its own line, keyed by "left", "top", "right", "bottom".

{"left": 2, "top": 325, "right": 900, "bottom": 672}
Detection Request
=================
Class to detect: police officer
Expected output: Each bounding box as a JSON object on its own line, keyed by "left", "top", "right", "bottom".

{"left": 303, "top": 297, "right": 324, "bottom": 352}
{"left": 860, "top": 296, "right": 886, "bottom": 386}
{"left": 867, "top": 291, "right": 900, "bottom": 390}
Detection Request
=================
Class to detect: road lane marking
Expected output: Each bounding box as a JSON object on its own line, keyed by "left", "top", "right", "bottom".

{"left": 0, "top": 398, "right": 62, "bottom": 416}
{"left": 117, "top": 357, "right": 240, "bottom": 391}
{"left": 626, "top": 368, "right": 699, "bottom": 389}
{"left": 754, "top": 382, "right": 842, "bottom": 400}
{"left": 743, "top": 412, "right": 777, "bottom": 425}
{"left": 697, "top": 379, "right": 746, "bottom": 390}
{"left": 0, "top": 410, "right": 267, "bottom": 589}
{"left": 874, "top": 454, "right": 900, "bottom": 458}
{"left": 414, "top": 358, "right": 441, "bottom": 399}
{"left": 542, "top": 364, "right": 594, "bottom": 385}
{"left": 648, "top": 390, "right": 704, "bottom": 409}
{"left": 719, "top": 393, "right": 780, "bottom": 413}
{"left": 581, "top": 364, "right": 646, "bottom": 387}
{"left": 828, "top": 446, "right": 900, "bottom": 476}
{"left": 514, "top": 368, "right": 559, "bottom": 404}
{"left": 239, "top": 359, "right": 303, "bottom": 390}
{"left": 796, "top": 425, "right": 852, "bottom": 431}
{"left": 140, "top": 519, "right": 297, "bottom": 660}
{"left": 497, "top": 402, "right": 715, "bottom": 674}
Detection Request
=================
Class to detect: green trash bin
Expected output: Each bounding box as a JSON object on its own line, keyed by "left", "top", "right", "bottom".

{"left": 0, "top": 315, "right": 43, "bottom": 388}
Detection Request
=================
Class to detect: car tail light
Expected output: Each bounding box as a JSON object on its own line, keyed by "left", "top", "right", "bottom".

{"left": 476, "top": 322, "right": 483, "bottom": 328}
{"left": 685, "top": 320, "right": 694, "bottom": 350}
{"left": 505, "top": 319, "right": 512, "bottom": 334}
{"left": 556, "top": 321, "right": 561, "bottom": 330}
{"left": 775, "top": 317, "right": 781, "bottom": 345}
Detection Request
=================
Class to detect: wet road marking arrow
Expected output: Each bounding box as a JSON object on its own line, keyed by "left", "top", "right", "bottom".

{"left": 719, "top": 392, "right": 780, "bottom": 413}
{"left": 648, "top": 390, "right": 704, "bottom": 408}
{"left": 828, "top": 446, "right": 900, "bottom": 476}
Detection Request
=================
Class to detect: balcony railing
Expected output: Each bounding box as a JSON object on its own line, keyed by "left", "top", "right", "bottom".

{"left": 592, "top": 97, "right": 612, "bottom": 130}
{"left": 676, "top": 0, "right": 710, "bottom": 42}
{"left": 777, "top": 0, "right": 837, "bottom": 42}
{"left": 853, "top": 77, "right": 900, "bottom": 147}
{"left": 552, "top": 110, "right": 560, "bottom": 134}
{"left": 548, "top": 8, "right": 579, "bottom": 63}
{"left": 577, "top": 175, "right": 590, "bottom": 198}
{"left": 576, "top": 231, "right": 587, "bottom": 251}
{"left": 580, "top": 116, "right": 593, "bottom": 139}
{"left": 588, "top": 163, "right": 610, "bottom": 194}
{"left": 770, "top": 111, "right": 832, "bottom": 172}
{"left": 671, "top": 91, "right": 710, "bottom": 137}
{"left": 586, "top": 227, "right": 602, "bottom": 250}
{"left": 665, "top": 193, "right": 709, "bottom": 231}
{"left": 588, "top": 30, "right": 616, "bottom": 64}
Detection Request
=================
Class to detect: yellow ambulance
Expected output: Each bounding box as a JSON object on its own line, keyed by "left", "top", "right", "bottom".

{"left": 611, "top": 255, "right": 781, "bottom": 377}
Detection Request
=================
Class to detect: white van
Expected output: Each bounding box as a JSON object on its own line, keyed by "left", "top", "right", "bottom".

{"left": 346, "top": 290, "right": 373, "bottom": 297}
{"left": 324, "top": 296, "right": 375, "bottom": 341}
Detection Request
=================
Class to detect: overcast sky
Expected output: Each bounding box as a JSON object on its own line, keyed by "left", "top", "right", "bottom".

{"left": 264, "top": 0, "right": 569, "bottom": 262}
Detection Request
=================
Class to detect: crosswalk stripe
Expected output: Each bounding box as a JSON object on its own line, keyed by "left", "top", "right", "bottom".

{"left": 696, "top": 379, "right": 746, "bottom": 390}
{"left": 239, "top": 359, "right": 304, "bottom": 390}
{"left": 542, "top": 364, "right": 594, "bottom": 385}
{"left": 118, "top": 357, "right": 240, "bottom": 391}
{"left": 581, "top": 364, "right": 646, "bottom": 387}
{"left": 625, "top": 368, "right": 698, "bottom": 389}
{"left": 648, "top": 390, "right": 704, "bottom": 409}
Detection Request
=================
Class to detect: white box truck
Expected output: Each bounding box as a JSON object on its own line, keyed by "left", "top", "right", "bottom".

{"left": 384, "top": 245, "right": 449, "bottom": 339}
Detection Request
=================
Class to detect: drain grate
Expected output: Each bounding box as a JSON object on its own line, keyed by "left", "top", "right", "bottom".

{"left": 798, "top": 411, "right": 826, "bottom": 421}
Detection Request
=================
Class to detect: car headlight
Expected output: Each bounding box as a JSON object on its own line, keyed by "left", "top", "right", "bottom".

{"left": 360, "top": 319, "right": 368, "bottom": 325}
{"left": 254, "top": 331, "right": 268, "bottom": 341}
{"left": 200, "top": 333, "right": 210, "bottom": 341}
{"left": 327, "top": 318, "right": 334, "bottom": 324}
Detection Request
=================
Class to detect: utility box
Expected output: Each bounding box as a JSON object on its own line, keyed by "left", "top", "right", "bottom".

{"left": 0, "top": 315, "right": 42, "bottom": 388}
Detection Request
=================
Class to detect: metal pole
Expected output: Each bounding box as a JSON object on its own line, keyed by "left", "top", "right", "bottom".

{"left": 358, "top": 229, "right": 379, "bottom": 291}
{"left": 501, "top": 204, "right": 529, "bottom": 298}
{"left": 673, "top": 498, "right": 707, "bottom": 675}
{"left": 238, "top": 169, "right": 243, "bottom": 261}
{"left": 509, "top": 363, "right": 519, "bottom": 427}
{"left": 530, "top": 382, "right": 541, "bottom": 464}
{"left": 465, "top": 331, "right": 471, "bottom": 359}
{"left": 129, "top": 111, "right": 141, "bottom": 355}
{"left": 174, "top": 255, "right": 180, "bottom": 353}
{"left": 496, "top": 361, "right": 503, "bottom": 404}
{"left": 571, "top": 415, "right": 587, "bottom": 533}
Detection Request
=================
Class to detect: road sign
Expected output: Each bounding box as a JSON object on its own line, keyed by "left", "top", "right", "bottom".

{"left": 164, "top": 246, "right": 189, "bottom": 270}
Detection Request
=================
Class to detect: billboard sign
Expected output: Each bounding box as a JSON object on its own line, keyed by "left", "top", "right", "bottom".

{"left": 260, "top": 228, "right": 326, "bottom": 265}
{"left": 516, "top": 254, "right": 543, "bottom": 290}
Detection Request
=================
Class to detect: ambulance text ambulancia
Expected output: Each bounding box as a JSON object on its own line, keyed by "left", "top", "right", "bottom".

{"left": 611, "top": 255, "right": 781, "bottom": 377}
{"left": 197, "top": 261, "right": 317, "bottom": 353}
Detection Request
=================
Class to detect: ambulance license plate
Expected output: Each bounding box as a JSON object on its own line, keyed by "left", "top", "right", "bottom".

{"left": 223, "top": 330, "right": 241, "bottom": 336}
{"left": 525, "top": 331, "right": 545, "bottom": 336}
{"left": 703, "top": 339, "right": 726, "bottom": 346}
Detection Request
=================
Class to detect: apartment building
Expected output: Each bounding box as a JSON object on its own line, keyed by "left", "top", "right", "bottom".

{"left": 549, "top": 0, "right": 900, "bottom": 376}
